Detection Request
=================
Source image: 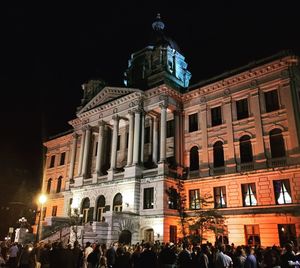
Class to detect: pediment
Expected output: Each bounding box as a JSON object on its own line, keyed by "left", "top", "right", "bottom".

{"left": 77, "top": 86, "right": 140, "bottom": 115}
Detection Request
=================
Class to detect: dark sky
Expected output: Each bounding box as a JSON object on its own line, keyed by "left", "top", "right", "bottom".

{"left": 0, "top": 1, "right": 299, "bottom": 202}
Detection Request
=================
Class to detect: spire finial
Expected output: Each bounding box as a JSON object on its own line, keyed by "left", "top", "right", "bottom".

{"left": 152, "top": 13, "right": 165, "bottom": 31}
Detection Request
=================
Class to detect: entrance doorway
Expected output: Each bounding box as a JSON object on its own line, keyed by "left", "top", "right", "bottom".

{"left": 119, "top": 230, "right": 132, "bottom": 244}
{"left": 144, "top": 228, "right": 154, "bottom": 242}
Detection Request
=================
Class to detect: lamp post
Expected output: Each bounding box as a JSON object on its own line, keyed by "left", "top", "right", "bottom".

{"left": 36, "top": 194, "right": 47, "bottom": 243}
{"left": 70, "top": 204, "right": 83, "bottom": 243}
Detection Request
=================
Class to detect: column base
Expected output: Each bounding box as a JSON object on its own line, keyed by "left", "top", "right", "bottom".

{"left": 158, "top": 161, "right": 168, "bottom": 175}
{"left": 107, "top": 169, "right": 115, "bottom": 181}
{"left": 124, "top": 165, "right": 143, "bottom": 178}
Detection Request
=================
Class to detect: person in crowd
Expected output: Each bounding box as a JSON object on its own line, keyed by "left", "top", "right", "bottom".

{"left": 106, "top": 242, "right": 118, "bottom": 268}
{"left": 215, "top": 244, "right": 233, "bottom": 268}
{"left": 244, "top": 246, "right": 257, "bottom": 268}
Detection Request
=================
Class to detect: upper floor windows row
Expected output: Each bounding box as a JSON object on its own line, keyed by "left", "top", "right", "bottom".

{"left": 188, "top": 89, "right": 281, "bottom": 133}
{"left": 46, "top": 176, "right": 63, "bottom": 194}
{"left": 186, "top": 179, "right": 292, "bottom": 210}
{"left": 48, "top": 152, "right": 66, "bottom": 168}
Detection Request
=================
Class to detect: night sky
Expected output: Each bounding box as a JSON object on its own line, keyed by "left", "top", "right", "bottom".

{"left": 0, "top": 2, "right": 299, "bottom": 206}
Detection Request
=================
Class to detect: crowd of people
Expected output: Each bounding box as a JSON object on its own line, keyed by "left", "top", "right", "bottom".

{"left": 0, "top": 239, "right": 299, "bottom": 268}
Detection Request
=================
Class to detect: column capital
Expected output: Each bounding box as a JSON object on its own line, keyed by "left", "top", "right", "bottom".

{"left": 82, "top": 125, "right": 91, "bottom": 132}
{"left": 98, "top": 120, "right": 106, "bottom": 127}
{"left": 128, "top": 110, "right": 135, "bottom": 117}
{"left": 112, "top": 114, "right": 119, "bottom": 121}
{"left": 72, "top": 132, "right": 78, "bottom": 139}
{"left": 159, "top": 103, "right": 168, "bottom": 110}
{"left": 133, "top": 107, "right": 143, "bottom": 114}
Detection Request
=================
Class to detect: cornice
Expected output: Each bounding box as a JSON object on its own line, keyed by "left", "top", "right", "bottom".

{"left": 43, "top": 133, "right": 73, "bottom": 147}
{"left": 183, "top": 56, "right": 296, "bottom": 102}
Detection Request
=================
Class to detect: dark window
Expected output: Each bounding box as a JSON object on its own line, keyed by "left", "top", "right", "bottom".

{"left": 81, "top": 198, "right": 90, "bottom": 223}
{"left": 242, "top": 183, "right": 257, "bottom": 206}
{"left": 59, "top": 152, "right": 66, "bottom": 165}
{"left": 236, "top": 99, "right": 249, "bottom": 120}
{"left": 214, "top": 186, "right": 227, "bottom": 208}
{"left": 117, "top": 135, "right": 121, "bottom": 151}
{"left": 144, "top": 188, "right": 154, "bottom": 209}
{"left": 273, "top": 180, "right": 292, "bottom": 205}
{"left": 68, "top": 198, "right": 72, "bottom": 216}
{"left": 189, "top": 189, "right": 200, "bottom": 210}
{"left": 56, "top": 176, "right": 62, "bottom": 193}
{"left": 245, "top": 225, "right": 260, "bottom": 246}
{"left": 46, "top": 179, "right": 52, "bottom": 194}
{"left": 270, "top": 129, "right": 286, "bottom": 158}
{"left": 49, "top": 155, "right": 55, "bottom": 168}
{"left": 211, "top": 106, "right": 222, "bottom": 126}
{"left": 239, "top": 135, "right": 253, "bottom": 163}
{"left": 170, "top": 225, "right": 177, "bottom": 243}
{"left": 190, "top": 146, "right": 199, "bottom": 171}
{"left": 126, "top": 133, "right": 129, "bottom": 148}
{"left": 113, "top": 193, "right": 123, "bottom": 212}
{"left": 278, "top": 224, "right": 297, "bottom": 247}
{"left": 145, "top": 126, "right": 151, "bottom": 143}
{"left": 213, "top": 141, "right": 224, "bottom": 167}
{"left": 265, "top": 90, "right": 279, "bottom": 112}
{"left": 167, "top": 120, "right": 175, "bottom": 138}
{"left": 52, "top": 206, "right": 57, "bottom": 217}
{"left": 168, "top": 187, "right": 178, "bottom": 209}
{"left": 189, "top": 113, "right": 198, "bottom": 132}
{"left": 95, "top": 142, "right": 98, "bottom": 156}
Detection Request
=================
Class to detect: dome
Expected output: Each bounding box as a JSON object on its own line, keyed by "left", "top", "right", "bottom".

{"left": 149, "top": 14, "right": 181, "bottom": 52}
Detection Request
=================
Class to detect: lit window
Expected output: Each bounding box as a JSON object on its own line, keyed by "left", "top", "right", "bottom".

{"left": 189, "top": 189, "right": 200, "bottom": 210}
{"left": 242, "top": 183, "right": 257, "bottom": 206}
{"left": 273, "top": 180, "right": 292, "bottom": 205}
{"left": 245, "top": 225, "right": 260, "bottom": 246}
{"left": 214, "top": 186, "right": 227, "bottom": 208}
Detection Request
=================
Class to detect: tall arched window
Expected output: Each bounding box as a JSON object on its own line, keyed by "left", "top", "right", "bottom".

{"left": 56, "top": 176, "right": 62, "bottom": 193}
{"left": 239, "top": 135, "right": 253, "bottom": 163}
{"left": 46, "top": 178, "right": 52, "bottom": 194}
{"left": 113, "top": 193, "right": 123, "bottom": 212}
{"left": 81, "top": 198, "right": 90, "bottom": 223}
{"left": 213, "top": 141, "right": 224, "bottom": 167}
{"left": 270, "top": 129, "right": 286, "bottom": 158}
{"left": 96, "top": 195, "right": 106, "bottom": 222}
{"left": 190, "top": 146, "right": 199, "bottom": 171}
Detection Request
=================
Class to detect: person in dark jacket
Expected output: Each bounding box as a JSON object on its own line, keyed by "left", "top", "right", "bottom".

{"left": 106, "top": 242, "right": 118, "bottom": 268}
{"left": 139, "top": 243, "right": 157, "bottom": 268}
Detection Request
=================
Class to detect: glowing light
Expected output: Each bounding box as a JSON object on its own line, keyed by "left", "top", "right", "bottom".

{"left": 38, "top": 194, "right": 47, "bottom": 205}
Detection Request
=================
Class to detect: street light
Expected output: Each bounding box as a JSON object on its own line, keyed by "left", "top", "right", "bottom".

{"left": 70, "top": 203, "right": 83, "bottom": 243}
{"left": 36, "top": 194, "right": 47, "bottom": 243}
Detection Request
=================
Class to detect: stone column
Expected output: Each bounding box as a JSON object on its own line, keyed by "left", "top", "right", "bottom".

{"left": 140, "top": 112, "right": 145, "bottom": 164}
{"left": 174, "top": 110, "right": 181, "bottom": 166}
{"left": 132, "top": 109, "right": 141, "bottom": 165}
{"left": 68, "top": 133, "right": 78, "bottom": 180}
{"left": 152, "top": 116, "right": 158, "bottom": 164}
{"left": 110, "top": 115, "right": 119, "bottom": 170}
{"left": 250, "top": 89, "right": 266, "bottom": 168}
{"left": 95, "top": 121, "right": 105, "bottom": 175}
{"left": 82, "top": 125, "right": 91, "bottom": 178}
{"left": 159, "top": 103, "right": 167, "bottom": 162}
{"left": 127, "top": 111, "right": 134, "bottom": 166}
{"left": 77, "top": 129, "right": 86, "bottom": 176}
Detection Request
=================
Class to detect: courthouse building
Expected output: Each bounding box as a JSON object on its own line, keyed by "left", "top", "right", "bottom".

{"left": 39, "top": 15, "right": 300, "bottom": 247}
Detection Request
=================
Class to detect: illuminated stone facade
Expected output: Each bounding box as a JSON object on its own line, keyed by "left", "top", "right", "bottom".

{"left": 39, "top": 16, "right": 300, "bottom": 247}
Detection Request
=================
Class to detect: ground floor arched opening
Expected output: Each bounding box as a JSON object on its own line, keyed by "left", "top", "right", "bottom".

{"left": 119, "top": 230, "right": 132, "bottom": 244}
{"left": 144, "top": 228, "right": 154, "bottom": 243}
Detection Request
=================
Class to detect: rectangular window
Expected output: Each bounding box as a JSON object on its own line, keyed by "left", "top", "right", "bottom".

{"left": 59, "top": 152, "right": 66, "bottom": 165}
{"left": 52, "top": 206, "right": 57, "bottom": 217}
{"left": 143, "top": 187, "right": 154, "bottom": 209}
{"left": 49, "top": 155, "right": 55, "bottom": 168}
{"left": 42, "top": 207, "right": 47, "bottom": 220}
{"left": 189, "top": 113, "right": 198, "bottom": 132}
{"left": 95, "top": 142, "right": 98, "bottom": 156}
{"left": 273, "top": 180, "right": 292, "bottom": 205}
{"left": 214, "top": 186, "right": 227, "bottom": 208}
{"left": 167, "top": 120, "right": 175, "bottom": 138}
{"left": 242, "top": 183, "right": 257, "bottom": 206}
{"left": 245, "top": 225, "right": 260, "bottom": 246}
{"left": 168, "top": 187, "right": 178, "bottom": 210}
{"left": 211, "top": 106, "right": 222, "bottom": 126}
{"left": 236, "top": 98, "right": 249, "bottom": 120}
{"left": 144, "top": 126, "right": 150, "bottom": 143}
{"left": 265, "top": 90, "right": 279, "bottom": 112}
{"left": 189, "top": 189, "right": 200, "bottom": 210}
{"left": 117, "top": 135, "right": 121, "bottom": 151}
{"left": 170, "top": 225, "right": 177, "bottom": 243}
{"left": 126, "top": 133, "right": 129, "bottom": 148}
